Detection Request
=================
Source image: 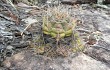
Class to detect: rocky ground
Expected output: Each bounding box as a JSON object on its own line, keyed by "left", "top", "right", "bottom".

{"left": 0, "top": 2, "right": 110, "bottom": 70}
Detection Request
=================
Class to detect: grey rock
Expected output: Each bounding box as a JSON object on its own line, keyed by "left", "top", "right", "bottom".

{"left": 84, "top": 46, "right": 110, "bottom": 67}
{"left": 61, "top": 0, "right": 97, "bottom": 4}
{"left": 2, "top": 50, "right": 110, "bottom": 70}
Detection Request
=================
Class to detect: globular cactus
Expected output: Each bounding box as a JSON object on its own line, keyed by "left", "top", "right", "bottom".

{"left": 42, "top": 8, "right": 77, "bottom": 41}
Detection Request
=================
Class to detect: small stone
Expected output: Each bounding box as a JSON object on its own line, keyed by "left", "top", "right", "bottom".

{"left": 6, "top": 46, "right": 13, "bottom": 50}
{"left": 13, "top": 53, "right": 24, "bottom": 61}
{"left": 87, "top": 34, "right": 97, "bottom": 45}
{"left": 3, "top": 60, "right": 11, "bottom": 68}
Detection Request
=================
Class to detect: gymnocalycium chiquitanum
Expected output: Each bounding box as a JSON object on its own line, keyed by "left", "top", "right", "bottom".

{"left": 42, "top": 9, "right": 76, "bottom": 42}
{"left": 42, "top": 7, "right": 84, "bottom": 54}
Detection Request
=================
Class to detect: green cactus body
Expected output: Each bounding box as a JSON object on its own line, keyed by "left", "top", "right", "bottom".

{"left": 42, "top": 9, "right": 77, "bottom": 41}
{"left": 37, "top": 8, "right": 85, "bottom": 56}
{"left": 71, "top": 32, "right": 85, "bottom": 52}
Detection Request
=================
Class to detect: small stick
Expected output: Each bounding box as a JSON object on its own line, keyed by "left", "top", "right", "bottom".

{"left": 21, "top": 23, "right": 33, "bottom": 36}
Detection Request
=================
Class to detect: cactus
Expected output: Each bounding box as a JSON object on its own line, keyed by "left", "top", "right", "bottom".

{"left": 31, "top": 7, "right": 85, "bottom": 57}
{"left": 42, "top": 8, "right": 77, "bottom": 41}
{"left": 71, "top": 32, "right": 85, "bottom": 53}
